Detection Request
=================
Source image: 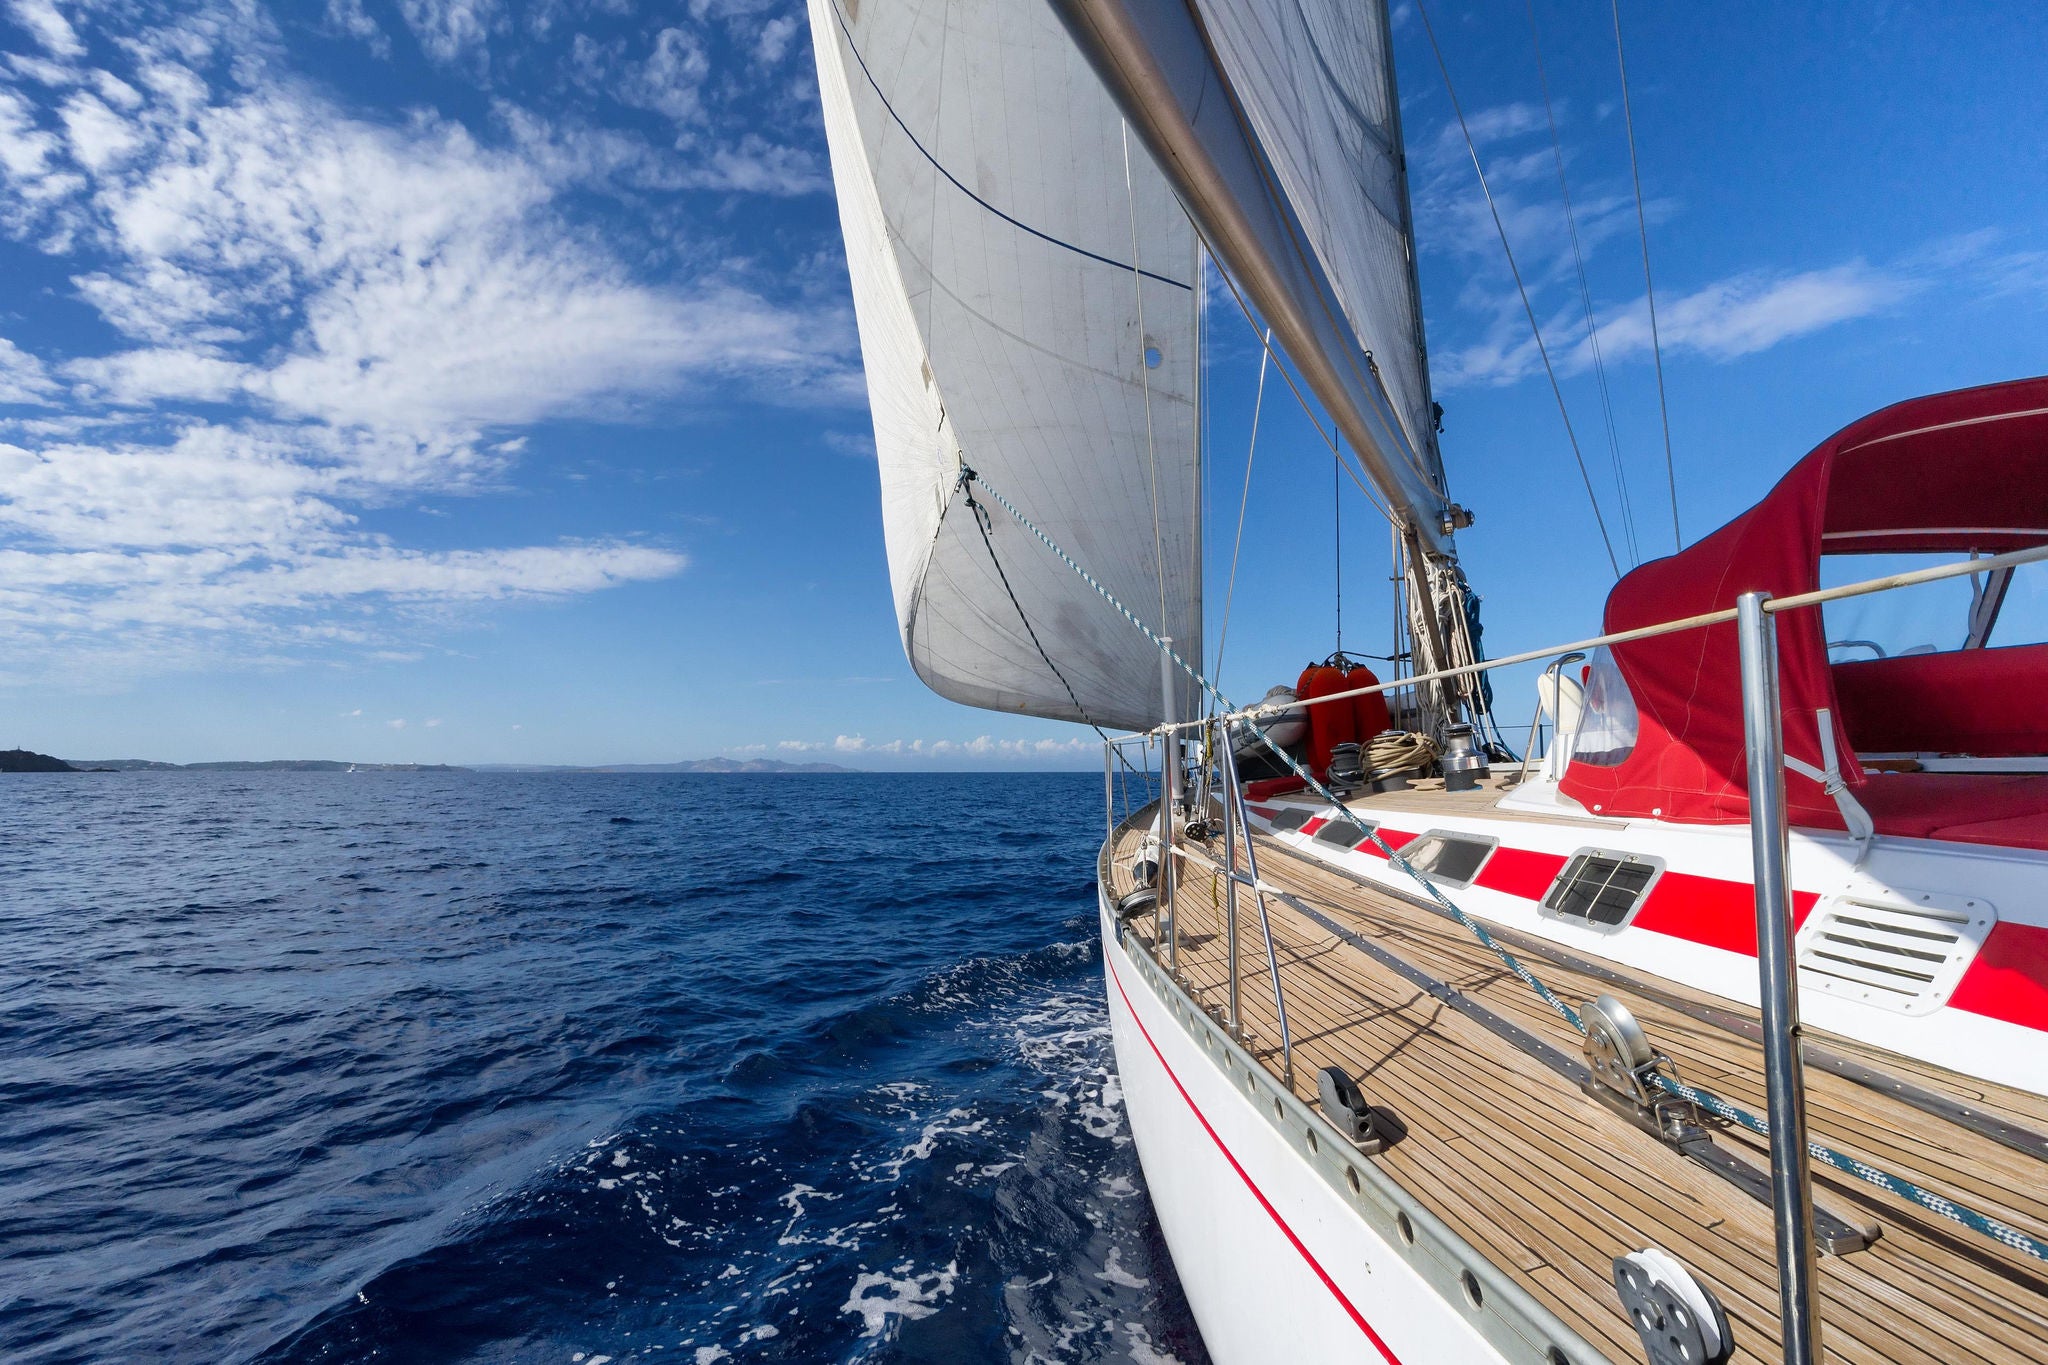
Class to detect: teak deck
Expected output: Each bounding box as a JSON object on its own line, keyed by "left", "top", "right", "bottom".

{"left": 1102, "top": 791, "right": 2048, "bottom": 1365}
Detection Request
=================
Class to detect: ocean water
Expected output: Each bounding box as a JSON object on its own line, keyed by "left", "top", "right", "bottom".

{"left": 1, "top": 771, "right": 1207, "bottom": 1364}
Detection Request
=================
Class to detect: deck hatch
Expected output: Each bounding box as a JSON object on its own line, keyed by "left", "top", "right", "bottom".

{"left": 1314, "top": 817, "right": 1374, "bottom": 848}
{"left": 1399, "top": 831, "right": 1500, "bottom": 889}
{"left": 1541, "top": 851, "right": 1663, "bottom": 929}
{"left": 1795, "top": 889, "right": 1997, "bottom": 1015}
{"left": 1266, "top": 807, "right": 1313, "bottom": 832}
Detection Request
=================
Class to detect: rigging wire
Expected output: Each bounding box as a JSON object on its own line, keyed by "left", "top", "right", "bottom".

{"left": 1527, "top": 0, "right": 1639, "bottom": 567}
{"left": 1413, "top": 0, "right": 1623, "bottom": 580}
{"left": 1195, "top": 234, "right": 1399, "bottom": 531}
{"left": 1335, "top": 432, "right": 1343, "bottom": 652}
{"left": 1611, "top": 0, "right": 1682, "bottom": 553}
{"left": 1212, "top": 325, "right": 1272, "bottom": 687}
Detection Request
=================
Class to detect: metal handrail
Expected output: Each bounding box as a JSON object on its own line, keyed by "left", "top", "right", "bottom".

{"left": 1154, "top": 539, "right": 2048, "bottom": 736}
{"left": 1221, "top": 731, "right": 1291, "bottom": 1086}
{"left": 1738, "top": 591, "right": 1822, "bottom": 1365}
{"left": 1100, "top": 535, "right": 2048, "bottom": 1365}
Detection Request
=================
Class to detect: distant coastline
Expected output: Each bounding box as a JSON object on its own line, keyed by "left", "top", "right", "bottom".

{"left": 3, "top": 750, "right": 860, "bottom": 775}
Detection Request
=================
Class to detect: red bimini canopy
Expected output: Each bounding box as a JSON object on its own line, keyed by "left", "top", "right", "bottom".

{"left": 1559, "top": 375, "right": 2048, "bottom": 836}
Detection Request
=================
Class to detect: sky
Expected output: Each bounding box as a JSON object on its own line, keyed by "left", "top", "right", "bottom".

{"left": 0, "top": 0, "right": 2043, "bottom": 769}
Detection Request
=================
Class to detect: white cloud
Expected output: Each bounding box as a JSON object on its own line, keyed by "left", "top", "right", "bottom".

{"left": 1434, "top": 262, "right": 1913, "bottom": 389}
{"left": 756, "top": 16, "right": 798, "bottom": 66}
{"left": 6, "top": 0, "right": 84, "bottom": 59}
{"left": 1413, "top": 100, "right": 1915, "bottom": 392}
{"left": 1435, "top": 101, "right": 1546, "bottom": 155}
{"left": 387, "top": 717, "right": 407, "bottom": 729}
{"left": 0, "top": 335, "right": 57, "bottom": 403}
{"left": 325, "top": 0, "right": 389, "bottom": 56}
{"left": 398, "top": 0, "right": 501, "bottom": 65}
{"left": 0, "top": 3, "right": 827, "bottom": 679}
{"left": 424, "top": 717, "right": 442, "bottom": 727}
{"left": 1610, "top": 265, "right": 1905, "bottom": 362}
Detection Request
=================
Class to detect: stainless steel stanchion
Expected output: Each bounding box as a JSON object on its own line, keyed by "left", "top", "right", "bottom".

{"left": 1737, "top": 590, "right": 1822, "bottom": 1365}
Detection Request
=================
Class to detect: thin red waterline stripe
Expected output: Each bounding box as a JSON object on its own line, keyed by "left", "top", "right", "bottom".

{"left": 1105, "top": 953, "right": 1403, "bottom": 1365}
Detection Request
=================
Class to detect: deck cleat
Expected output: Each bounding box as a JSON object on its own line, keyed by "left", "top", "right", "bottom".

{"left": 1316, "top": 1065, "right": 1404, "bottom": 1154}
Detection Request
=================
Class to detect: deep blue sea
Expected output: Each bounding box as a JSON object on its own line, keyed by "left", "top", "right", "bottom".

{"left": 1, "top": 771, "right": 1206, "bottom": 1364}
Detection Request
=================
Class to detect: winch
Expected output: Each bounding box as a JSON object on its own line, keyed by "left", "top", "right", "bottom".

{"left": 1441, "top": 721, "right": 1490, "bottom": 792}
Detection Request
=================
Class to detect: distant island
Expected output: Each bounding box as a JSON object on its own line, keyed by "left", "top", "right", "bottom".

{"left": 5, "top": 751, "right": 858, "bottom": 775}
{"left": 469, "top": 759, "right": 860, "bottom": 774}
{"left": 2, "top": 748, "right": 77, "bottom": 772}
{"left": 56, "top": 757, "right": 472, "bottom": 773}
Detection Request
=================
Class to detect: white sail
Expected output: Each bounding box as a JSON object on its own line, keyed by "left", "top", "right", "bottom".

{"left": 1192, "top": 0, "right": 1438, "bottom": 482}
{"left": 810, "top": 0, "right": 1202, "bottom": 731}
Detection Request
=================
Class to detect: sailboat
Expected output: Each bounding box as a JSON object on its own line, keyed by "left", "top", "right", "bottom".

{"left": 807, "top": 1, "right": 2048, "bottom": 1361}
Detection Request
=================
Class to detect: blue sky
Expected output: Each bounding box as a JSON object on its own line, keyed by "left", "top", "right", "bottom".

{"left": 0, "top": 0, "right": 2042, "bottom": 768}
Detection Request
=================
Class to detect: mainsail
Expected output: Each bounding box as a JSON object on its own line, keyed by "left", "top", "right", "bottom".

{"left": 810, "top": 0, "right": 1203, "bottom": 732}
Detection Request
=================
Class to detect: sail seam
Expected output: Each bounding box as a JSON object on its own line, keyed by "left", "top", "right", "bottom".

{"left": 828, "top": 1, "right": 1192, "bottom": 291}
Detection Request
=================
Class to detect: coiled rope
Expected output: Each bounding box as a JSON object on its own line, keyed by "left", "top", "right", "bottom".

{"left": 1364, "top": 729, "right": 1440, "bottom": 781}
{"left": 961, "top": 464, "right": 2048, "bottom": 1266}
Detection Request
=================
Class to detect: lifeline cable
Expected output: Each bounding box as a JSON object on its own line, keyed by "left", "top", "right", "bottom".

{"left": 964, "top": 462, "right": 2048, "bottom": 1266}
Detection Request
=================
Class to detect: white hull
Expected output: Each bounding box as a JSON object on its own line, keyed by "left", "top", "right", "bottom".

{"left": 1098, "top": 889, "right": 1594, "bottom": 1365}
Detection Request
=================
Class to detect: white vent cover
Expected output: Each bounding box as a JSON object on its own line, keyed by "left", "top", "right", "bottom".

{"left": 1795, "top": 887, "right": 1997, "bottom": 1016}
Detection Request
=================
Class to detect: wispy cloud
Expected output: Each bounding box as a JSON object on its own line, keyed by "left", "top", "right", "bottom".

{"left": 1435, "top": 262, "right": 1913, "bottom": 389}
{"left": 1412, "top": 100, "right": 2020, "bottom": 391}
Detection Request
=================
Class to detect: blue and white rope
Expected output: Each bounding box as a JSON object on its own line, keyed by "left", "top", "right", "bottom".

{"left": 1654, "top": 1073, "right": 2048, "bottom": 1262}
{"left": 964, "top": 466, "right": 2048, "bottom": 1265}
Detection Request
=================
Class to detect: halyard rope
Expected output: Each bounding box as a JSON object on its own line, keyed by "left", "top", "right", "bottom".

{"left": 963, "top": 464, "right": 2048, "bottom": 1265}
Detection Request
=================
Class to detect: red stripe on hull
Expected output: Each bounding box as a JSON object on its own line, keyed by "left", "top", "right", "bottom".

{"left": 1473, "top": 847, "right": 1566, "bottom": 899}
{"left": 1631, "top": 871, "right": 1820, "bottom": 957}
{"left": 1948, "top": 922, "right": 2048, "bottom": 1030}
{"left": 1105, "top": 951, "right": 1402, "bottom": 1364}
{"left": 1257, "top": 807, "right": 2048, "bottom": 1038}
{"left": 1353, "top": 828, "right": 1416, "bottom": 859}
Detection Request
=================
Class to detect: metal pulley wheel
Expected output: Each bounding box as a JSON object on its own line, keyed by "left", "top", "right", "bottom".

{"left": 1613, "top": 1248, "right": 1732, "bottom": 1365}
{"left": 1583, "top": 994, "right": 1657, "bottom": 1102}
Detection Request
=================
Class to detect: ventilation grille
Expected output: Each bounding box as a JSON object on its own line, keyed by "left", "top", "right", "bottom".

{"left": 1796, "top": 891, "right": 1997, "bottom": 1016}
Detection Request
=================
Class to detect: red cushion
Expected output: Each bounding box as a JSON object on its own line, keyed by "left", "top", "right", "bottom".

{"left": 1832, "top": 642, "right": 2048, "bottom": 757}
{"left": 1855, "top": 772, "right": 2048, "bottom": 851}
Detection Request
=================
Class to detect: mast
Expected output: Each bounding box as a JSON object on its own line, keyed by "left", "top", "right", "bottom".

{"left": 1047, "top": 0, "right": 1478, "bottom": 725}
{"left": 1044, "top": 0, "right": 1458, "bottom": 558}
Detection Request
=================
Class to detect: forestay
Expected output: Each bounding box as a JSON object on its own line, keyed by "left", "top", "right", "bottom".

{"left": 809, "top": 0, "right": 1202, "bottom": 731}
